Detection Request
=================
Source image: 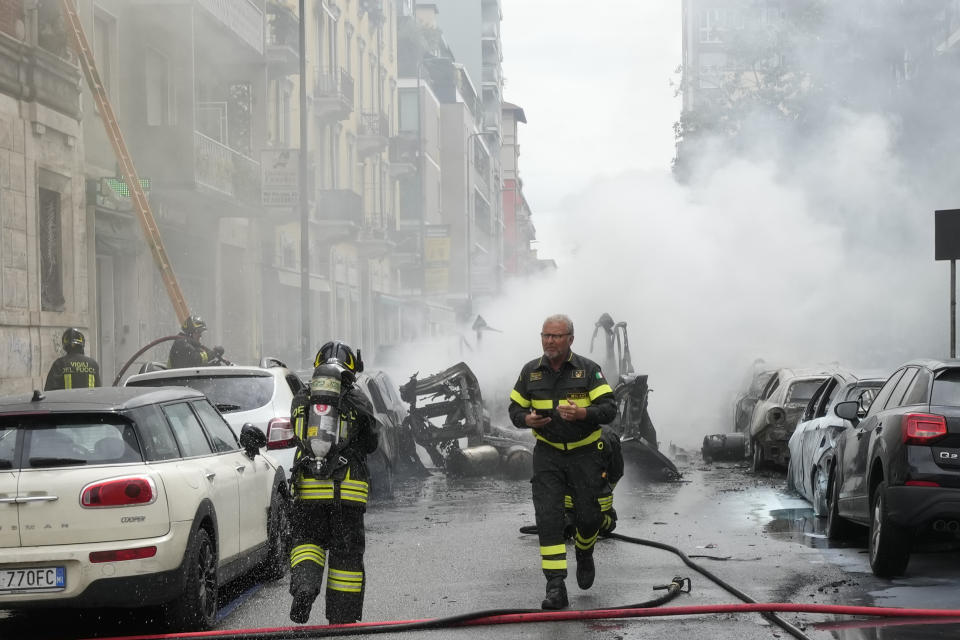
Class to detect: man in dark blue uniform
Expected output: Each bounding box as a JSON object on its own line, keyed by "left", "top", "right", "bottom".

{"left": 508, "top": 314, "right": 616, "bottom": 610}
{"left": 44, "top": 328, "right": 101, "bottom": 390}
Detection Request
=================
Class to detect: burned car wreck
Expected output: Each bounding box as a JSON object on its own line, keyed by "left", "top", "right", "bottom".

{"left": 400, "top": 362, "right": 535, "bottom": 479}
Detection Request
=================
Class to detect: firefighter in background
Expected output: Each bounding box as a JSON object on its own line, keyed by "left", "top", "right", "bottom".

{"left": 44, "top": 328, "right": 102, "bottom": 390}
{"left": 508, "top": 314, "right": 617, "bottom": 610}
{"left": 168, "top": 315, "right": 224, "bottom": 368}
{"left": 288, "top": 341, "right": 379, "bottom": 625}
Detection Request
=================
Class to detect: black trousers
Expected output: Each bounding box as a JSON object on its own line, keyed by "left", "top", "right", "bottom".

{"left": 531, "top": 440, "right": 610, "bottom": 581}
{"left": 289, "top": 500, "right": 366, "bottom": 624}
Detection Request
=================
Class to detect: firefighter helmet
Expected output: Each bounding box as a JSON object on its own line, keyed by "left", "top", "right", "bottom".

{"left": 181, "top": 315, "right": 207, "bottom": 336}
{"left": 313, "top": 341, "right": 363, "bottom": 373}
{"left": 61, "top": 328, "right": 85, "bottom": 353}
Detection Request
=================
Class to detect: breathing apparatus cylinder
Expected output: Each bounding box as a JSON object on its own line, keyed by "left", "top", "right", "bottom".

{"left": 304, "top": 362, "right": 349, "bottom": 476}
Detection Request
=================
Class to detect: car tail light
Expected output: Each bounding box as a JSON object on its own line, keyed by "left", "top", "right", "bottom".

{"left": 81, "top": 476, "right": 156, "bottom": 507}
{"left": 902, "top": 413, "right": 948, "bottom": 445}
{"left": 906, "top": 480, "right": 941, "bottom": 487}
{"left": 267, "top": 417, "right": 295, "bottom": 449}
{"left": 89, "top": 546, "right": 157, "bottom": 563}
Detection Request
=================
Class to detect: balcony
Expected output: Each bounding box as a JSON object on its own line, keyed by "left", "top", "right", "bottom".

{"left": 193, "top": 131, "right": 261, "bottom": 205}
{"left": 482, "top": 64, "right": 502, "bottom": 87}
{"left": 266, "top": 1, "right": 299, "bottom": 75}
{"left": 389, "top": 134, "right": 417, "bottom": 177}
{"left": 196, "top": 0, "right": 265, "bottom": 55}
{"left": 315, "top": 189, "right": 362, "bottom": 239}
{"left": 360, "top": 0, "right": 386, "bottom": 26}
{"left": 357, "top": 112, "right": 389, "bottom": 157}
{"left": 314, "top": 68, "right": 354, "bottom": 121}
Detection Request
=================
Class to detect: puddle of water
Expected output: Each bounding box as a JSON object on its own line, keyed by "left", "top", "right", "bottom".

{"left": 764, "top": 507, "right": 865, "bottom": 549}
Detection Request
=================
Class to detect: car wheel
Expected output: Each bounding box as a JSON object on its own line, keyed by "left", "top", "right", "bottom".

{"left": 869, "top": 481, "right": 911, "bottom": 577}
{"left": 368, "top": 450, "right": 394, "bottom": 498}
{"left": 165, "top": 527, "right": 218, "bottom": 631}
{"left": 258, "top": 489, "right": 290, "bottom": 582}
{"left": 812, "top": 465, "right": 829, "bottom": 517}
{"left": 826, "top": 470, "right": 854, "bottom": 540}
{"left": 750, "top": 440, "right": 763, "bottom": 473}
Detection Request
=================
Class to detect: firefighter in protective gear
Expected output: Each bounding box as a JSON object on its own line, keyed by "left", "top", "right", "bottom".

{"left": 563, "top": 428, "right": 622, "bottom": 539}
{"left": 168, "top": 315, "right": 223, "bottom": 368}
{"left": 45, "top": 328, "right": 102, "bottom": 390}
{"left": 508, "top": 314, "right": 616, "bottom": 610}
{"left": 288, "top": 341, "right": 379, "bottom": 625}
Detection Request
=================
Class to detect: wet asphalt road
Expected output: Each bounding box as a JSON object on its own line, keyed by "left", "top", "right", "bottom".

{"left": 4, "top": 452, "right": 960, "bottom": 640}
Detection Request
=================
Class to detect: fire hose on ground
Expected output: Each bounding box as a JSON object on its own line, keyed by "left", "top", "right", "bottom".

{"left": 84, "top": 527, "right": 960, "bottom": 640}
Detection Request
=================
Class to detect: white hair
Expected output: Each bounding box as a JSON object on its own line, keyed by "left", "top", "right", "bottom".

{"left": 543, "top": 314, "right": 574, "bottom": 335}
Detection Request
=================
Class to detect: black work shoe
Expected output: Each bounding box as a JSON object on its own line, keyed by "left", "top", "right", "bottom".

{"left": 290, "top": 594, "right": 313, "bottom": 624}
{"left": 576, "top": 550, "right": 595, "bottom": 590}
{"left": 541, "top": 578, "right": 569, "bottom": 610}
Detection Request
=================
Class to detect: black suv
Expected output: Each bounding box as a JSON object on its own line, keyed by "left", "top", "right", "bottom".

{"left": 828, "top": 359, "right": 960, "bottom": 576}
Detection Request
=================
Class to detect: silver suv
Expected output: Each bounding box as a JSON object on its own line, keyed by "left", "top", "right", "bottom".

{"left": 124, "top": 360, "right": 303, "bottom": 478}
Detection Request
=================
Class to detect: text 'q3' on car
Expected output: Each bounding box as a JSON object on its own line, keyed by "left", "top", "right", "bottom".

{"left": 786, "top": 372, "right": 884, "bottom": 516}
{"left": 747, "top": 368, "right": 830, "bottom": 472}
{"left": 0, "top": 387, "right": 290, "bottom": 631}
{"left": 826, "top": 360, "right": 960, "bottom": 577}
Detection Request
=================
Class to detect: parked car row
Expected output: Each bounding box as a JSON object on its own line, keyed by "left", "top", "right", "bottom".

{"left": 728, "top": 358, "right": 960, "bottom": 578}
{"left": 0, "top": 354, "right": 420, "bottom": 630}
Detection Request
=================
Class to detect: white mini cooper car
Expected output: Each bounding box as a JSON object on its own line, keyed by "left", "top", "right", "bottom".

{"left": 0, "top": 386, "right": 289, "bottom": 630}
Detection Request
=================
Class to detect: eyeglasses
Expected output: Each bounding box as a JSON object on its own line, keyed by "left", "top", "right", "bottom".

{"left": 540, "top": 333, "right": 571, "bottom": 340}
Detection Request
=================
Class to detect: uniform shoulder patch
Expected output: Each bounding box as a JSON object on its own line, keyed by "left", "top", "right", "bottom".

{"left": 595, "top": 372, "right": 603, "bottom": 380}
{"left": 529, "top": 371, "right": 543, "bottom": 381}
{"left": 572, "top": 369, "right": 585, "bottom": 379}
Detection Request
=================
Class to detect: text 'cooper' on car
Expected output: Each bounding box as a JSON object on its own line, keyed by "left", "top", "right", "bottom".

{"left": 0, "top": 387, "right": 290, "bottom": 631}
{"left": 827, "top": 359, "right": 960, "bottom": 577}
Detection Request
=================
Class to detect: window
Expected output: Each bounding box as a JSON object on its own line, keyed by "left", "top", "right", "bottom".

{"left": 128, "top": 405, "right": 180, "bottom": 461}
{"left": 145, "top": 48, "right": 169, "bottom": 126}
{"left": 129, "top": 374, "right": 274, "bottom": 412}
{"left": 399, "top": 89, "right": 417, "bottom": 133}
{"left": 38, "top": 187, "right": 64, "bottom": 311}
{"left": 867, "top": 369, "right": 906, "bottom": 417}
{"left": 931, "top": 368, "right": 960, "bottom": 406}
{"left": 0, "top": 426, "right": 13, "bottom": 470}
{"left": 162, "top": 403, "right": 212, "bottom": 458}
{"left": 192, "top": 400, "right": 239, "bottom": 453}
{"left": 784, "top": 379, "right": 823, "bottom": 405}
{"left": 885, "top": 368, "right": 918, "bottom": 410}
{"left": 903, "top": 369, "right": 933, "bottom": 406}
{"left": 93, "top": 10, "right": 117, "bottom": 99}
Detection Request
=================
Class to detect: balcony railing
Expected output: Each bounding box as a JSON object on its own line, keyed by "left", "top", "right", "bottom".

{"left": 193, "top": 131, "right": 261, "bottom": 203}
{"left": 197, "top": 0, "right": 265, "bottom": 55}
{"left": 314, "top": 68, "right": 354, "bottom": 119}
{"left": 316, "top": 189, "right": 363, "bottom": 226}
{"left": 357, "top": 112, "right": 389, "bottom": 156}
{"left": 266, "top": 1, "right": 299, "bottom": 71}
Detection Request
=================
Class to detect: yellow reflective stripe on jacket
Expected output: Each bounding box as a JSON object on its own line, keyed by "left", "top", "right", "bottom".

{"left": 295, "top": 477, "right": 368, "bottom": 503}
{"left": 564, "top": 396, "right": 591, "bottom": 408}
{"left": 589, "top": 384, "right": 614, "bottom": 401}
{"left": 597, "top": 495, "right": 614, "bottom": 511}
{"left": 563, "top": 495, "right": 573, "bottom": 509}
{"left": 290, "top": 544, "right": 325, "bottom": 568}
{"left": 531, "top": 399, "right": 553, "bottom": 410}
{"left": 510, "top": 389, "right": 531, "bottom": 407}
{"left": 64, "top": 373, "right": 72, "bottom": 390}
{"left": 535, "top": 429, "right": 602, "bottom": 451}
{"left": 328, "top": 568, "right": 363, "bottom": 593}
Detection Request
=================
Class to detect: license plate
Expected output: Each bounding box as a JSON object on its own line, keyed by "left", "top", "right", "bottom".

{"left": 0, "top": 567, "right": 65, "bottom": 593}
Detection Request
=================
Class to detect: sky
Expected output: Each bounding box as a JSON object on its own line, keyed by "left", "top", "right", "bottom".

{"left": 499, "top": 1, "right": 683, "bottom": 215}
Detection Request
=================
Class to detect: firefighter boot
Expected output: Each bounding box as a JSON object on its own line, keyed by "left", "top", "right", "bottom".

{"left": 576, "top": 549, "right": 595, "bottom": 590}
{"left": 290, "top": 593, "right": 314, "bottom": 624}
{"left": 541, "top": 577, "right": 569, "bottom": 610}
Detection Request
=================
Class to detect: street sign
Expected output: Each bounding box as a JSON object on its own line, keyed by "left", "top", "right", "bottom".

{"left": 261, "top": 149, "right": 299, "bottom": 208}
{"left": 936, "top": 209, "right": 960, "bottom": 260}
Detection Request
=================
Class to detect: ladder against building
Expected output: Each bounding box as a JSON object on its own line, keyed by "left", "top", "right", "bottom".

{"left": 60, "top": 0, "right": 192, "bottom": 324}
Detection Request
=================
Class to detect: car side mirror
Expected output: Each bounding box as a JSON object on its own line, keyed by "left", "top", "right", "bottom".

{"left": 239, "top": 423, "right": 267, "bottom": 459}
{"left": 834, "top": 401, "right": 861, "bottom": 425}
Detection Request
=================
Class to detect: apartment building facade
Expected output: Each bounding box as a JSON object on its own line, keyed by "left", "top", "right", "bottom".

{"left": 0, "top": 1, "right": 88, "bottom": 393}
